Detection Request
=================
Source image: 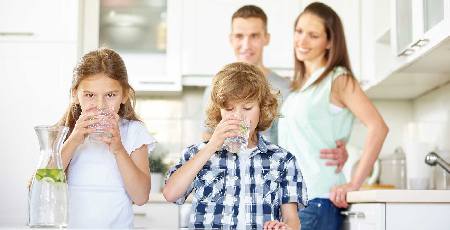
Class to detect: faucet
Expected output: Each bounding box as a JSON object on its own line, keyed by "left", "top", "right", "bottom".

{"left": 425, "top": 152, "right": 450, "bottom": 174}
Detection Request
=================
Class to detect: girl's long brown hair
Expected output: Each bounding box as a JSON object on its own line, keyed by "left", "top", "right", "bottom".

{"left": 58, "top": 48, "right": 139, "bottom": 138}
{"left": 291, "top": 2, "right": 355, "bottom": 91}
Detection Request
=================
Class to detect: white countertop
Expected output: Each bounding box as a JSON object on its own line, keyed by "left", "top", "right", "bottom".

{"left": 347, "top": 189, "right": 450, "bottom": 203}
{"left": 148, "top": 193, "right": 192, "bottom": 203}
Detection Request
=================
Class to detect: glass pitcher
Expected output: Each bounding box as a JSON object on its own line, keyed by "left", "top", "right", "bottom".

{"left": 28, "top": 125, "right": 69, "bottom": 228}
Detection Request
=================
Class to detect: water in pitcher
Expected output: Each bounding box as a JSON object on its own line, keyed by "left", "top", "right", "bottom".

{"left": 28, "top": 126, "right": 69, "bottom": 228}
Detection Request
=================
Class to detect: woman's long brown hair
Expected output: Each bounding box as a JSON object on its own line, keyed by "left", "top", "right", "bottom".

{"left": 291, "top": 2, "right": 355, "bottom": 91}
{"left": 58, "top": 48, "right": 139, "bottom": 138}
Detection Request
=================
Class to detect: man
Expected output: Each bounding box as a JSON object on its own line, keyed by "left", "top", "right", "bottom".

{"left": 200, "top": 5, "right": 348, "bottom": 171}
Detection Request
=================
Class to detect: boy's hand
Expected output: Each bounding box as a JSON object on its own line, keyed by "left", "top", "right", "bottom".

{"left": 263, "top": 220, "right": 291, "bottom": 230}
{"left": 320, "top": 140, "right": 348, "bottom": 173}
{"left": 207, "top": 116, "right": 241, "bottom": 151}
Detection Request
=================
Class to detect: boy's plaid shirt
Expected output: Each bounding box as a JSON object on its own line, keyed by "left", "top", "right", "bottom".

{"left": 166, "top": 133, "right": 308, "bottom": 229}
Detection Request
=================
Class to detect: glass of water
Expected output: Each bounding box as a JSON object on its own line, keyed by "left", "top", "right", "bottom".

{"left": 87, "top": 108, "right": 113, "bottom": 142}
{"left": 222, "top": 116, "right": 251, "bottom": 153}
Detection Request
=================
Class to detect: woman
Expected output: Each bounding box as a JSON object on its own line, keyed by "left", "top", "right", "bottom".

{"left": 278, "top": 2, "right": 388, "bottom": 229}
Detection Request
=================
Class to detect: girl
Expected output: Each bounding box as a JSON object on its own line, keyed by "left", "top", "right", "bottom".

{"left": 58, "top": 48, "right": 156, "bottom": 228}
{"left": 278, "top": 2, "right": 388, "bottom": 229}
{"left": 163, "top": 62, "right": 307, "bottom": 230}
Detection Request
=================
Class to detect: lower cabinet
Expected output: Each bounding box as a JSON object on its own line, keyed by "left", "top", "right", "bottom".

{"left": 343, "top": 203, "right": 450, "bottom": 230}
{"left": 133, "top": 203, "right": 180, "bottom": 229}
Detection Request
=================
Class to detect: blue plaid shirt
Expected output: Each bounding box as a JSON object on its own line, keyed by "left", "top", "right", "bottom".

{"left": 166, "top": 133, "right": 308, "bottom": 229}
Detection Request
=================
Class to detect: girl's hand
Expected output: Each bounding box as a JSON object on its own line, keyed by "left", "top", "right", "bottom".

{"left": 207, "top": 116, "right": 241, "bottom": 151}
{"left": 97, "top": 111, "right": 126, "bottom": 155}
{"left": 67, "top": 107, "right": 100, "bottom": 145}
{"left": 263, "top": 220, "right": 290, "bottom": 230}
{"left": 329, "top": 182, "right": 359, "bottom": 208}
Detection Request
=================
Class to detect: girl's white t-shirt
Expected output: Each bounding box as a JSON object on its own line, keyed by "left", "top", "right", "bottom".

{"left": 67, "top": 119, "right": 155, "bottom": 229}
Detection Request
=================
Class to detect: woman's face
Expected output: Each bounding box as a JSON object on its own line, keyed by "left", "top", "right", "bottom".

{"left": 294, "top": 13, "right": 330, "bottom": 66}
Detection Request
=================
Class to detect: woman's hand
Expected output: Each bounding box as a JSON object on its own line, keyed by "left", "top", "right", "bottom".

{"left": 263, "top": 220, "right": 291, "bottom": 230}
{"left": 329, "top": 182, "right": 359, "bottom": 208}
{"left": 207, "top": 116, "right": 241, "bottom": 151}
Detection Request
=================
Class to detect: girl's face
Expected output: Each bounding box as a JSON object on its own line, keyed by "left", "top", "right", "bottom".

{"left": 74, "top": 73, "right": 127, "bottom": 114}
{"left": 220, "top": 100, "right": 260, "bottom": 142}
{"left": 294, "top": 13, "right": 330, "bottom": 66}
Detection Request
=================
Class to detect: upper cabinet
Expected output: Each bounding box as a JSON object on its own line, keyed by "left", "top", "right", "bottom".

{"left": 364, "top": 0, "right": 450, "bottom": 99}
{"left": 82, "top": 0, "right": 182, "bottom": 93}
{"left": 180, "top": 0, "right": 302, "bottom": 86}
{"left": 0, "top": 0, "right": 78, "bottom": 43}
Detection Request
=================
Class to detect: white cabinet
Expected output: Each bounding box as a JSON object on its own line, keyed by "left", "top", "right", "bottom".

{"left": 359, "top": 0, "right": 393, "bottom": 89}
{"left": 82, "top": 0, "right": 182, "bottom": 92}
{"left": 181, "top": 0, "right": 302, "bottom": 84}
{"left": 342, "top": 203, "right": 385, "bottom": 230}
{"left": 362, "top": 0, "right": 450, "bottom": 99}
{"left": 133, "top": 203, "right": 180, "bottom": 229}
{"left": 0, "top": 1, "right": 79, "bottom": 223}
{"left": 0, "top": 0, "right": 78, "bottom": 42}
{"left": 391, "top": 0, "right": 449, "bottom": 58}
{"left": 344, "top": 203, "right": 450, "bottom": 230}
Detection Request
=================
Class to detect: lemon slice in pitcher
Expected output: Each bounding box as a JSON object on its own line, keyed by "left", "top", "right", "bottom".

{"left": 35, "top": 168, "right": 65, "bottom": 183}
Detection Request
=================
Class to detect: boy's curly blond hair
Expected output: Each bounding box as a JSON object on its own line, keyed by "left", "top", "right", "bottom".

{"left": 205, "top": 62, "right": 279, "bottom": 132}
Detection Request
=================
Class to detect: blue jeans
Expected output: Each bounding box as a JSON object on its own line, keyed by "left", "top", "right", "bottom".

{"left": 299, "top": 198, "right": 343, "bottom": 230}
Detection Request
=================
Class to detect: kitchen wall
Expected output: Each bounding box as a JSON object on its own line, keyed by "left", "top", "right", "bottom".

{"left": 413, "top": 82, "right": 450, "bottom": 151}
{"left": 136, "top": 82, "right": 450, "bottom": 171}
{"left": 349, "top": 81, "right": 449, "bottom": 156}
{"left": 135, "top": 87, "right": 205, "bottom": 163}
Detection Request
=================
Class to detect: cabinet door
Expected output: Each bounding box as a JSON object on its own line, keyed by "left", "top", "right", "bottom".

{"left": 342, "top": 203, "right": 385, "bottom": 230}
{"left": 386, "top": 203, "right": 450, "bottom": 230}
{"left": 181, "top": 0, "right": 301, "bottom": 78}
{"left": 0, "top": 0, "right": 78, "bottom": 42}
{"left": 0, "top": 42, "right": 77, "bottom": 224}
{"left": 133, "top": 203, "right": 179, "bottom": 229}
{"left": 392, "top": 0, "right": 450, "bottom": 57}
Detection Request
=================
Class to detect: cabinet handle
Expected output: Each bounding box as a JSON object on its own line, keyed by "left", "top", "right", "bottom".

{"left": 411, "top": 39, "right": 429, "bottom": 48}
{"left": 398, "top": 48, "right": 415, "bottom": 57}
{"left": 341, "top": 211, "right": 366, "bottom": 219}
{"left": 0, "top": 32, "right": 34, "bottom": 36}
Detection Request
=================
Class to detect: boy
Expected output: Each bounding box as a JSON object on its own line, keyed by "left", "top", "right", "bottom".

{"left": 164, "top": 62, "right": 307, "bottom": 229}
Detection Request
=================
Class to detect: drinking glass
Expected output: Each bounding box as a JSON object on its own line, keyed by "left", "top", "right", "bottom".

{"left": 222, "top": 116, "right": 251, "bottom": 153}
{"left": 87, "top": 108, "right": 113, "bottom": 143}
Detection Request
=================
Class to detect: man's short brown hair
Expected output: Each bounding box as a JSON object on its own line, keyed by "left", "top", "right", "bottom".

{"left": 232, "top": 5, "right": 268, "bottom": 31}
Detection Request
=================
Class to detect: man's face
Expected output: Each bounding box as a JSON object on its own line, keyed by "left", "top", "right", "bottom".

{"left": 229, "top": 17, "right": 270, "bottom": 66}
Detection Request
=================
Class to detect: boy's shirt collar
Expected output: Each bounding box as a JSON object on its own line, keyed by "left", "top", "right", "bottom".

{"left": 249, "top": 131, "right": 268, "bottom": 158}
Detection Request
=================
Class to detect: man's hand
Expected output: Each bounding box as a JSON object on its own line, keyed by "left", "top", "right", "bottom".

{"left": 320, "top": 140, "right": 348, "bottom": 173}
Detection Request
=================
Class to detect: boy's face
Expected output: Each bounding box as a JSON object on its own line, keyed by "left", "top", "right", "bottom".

{"left": 74, "top": 73, "right": 127, "bottom": 114}
{"left": 221, "top": 100, "right": 260, "bottom": 140}
{"left": 229, "top": 17, "right": 270, "bottom": 66}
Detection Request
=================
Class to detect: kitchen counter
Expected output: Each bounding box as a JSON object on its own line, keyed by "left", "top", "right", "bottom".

{"left": 347, "top": 189, "right": 450, "bottom": 203}
{"left": 148, "top": 193, "right": 192, "bottom": 203}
